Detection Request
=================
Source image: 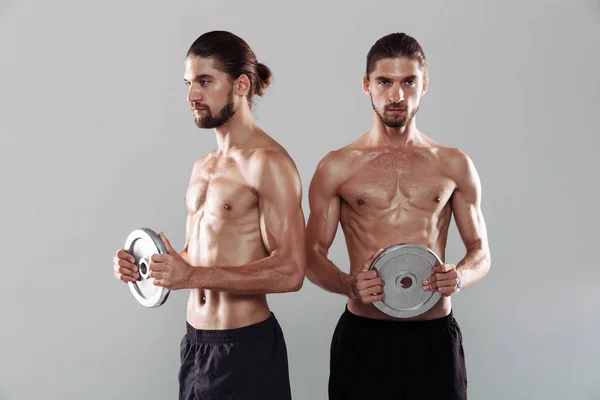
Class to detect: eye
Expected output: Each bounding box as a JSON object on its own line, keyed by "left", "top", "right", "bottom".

{"left": 200, "top": 79, "right": 210, "bottom": 86}
{"left": 405, "top": 79, "right": 416, "bottom": 86}
{"left": 379, "top": 79, "right": 391, "bottom": 86}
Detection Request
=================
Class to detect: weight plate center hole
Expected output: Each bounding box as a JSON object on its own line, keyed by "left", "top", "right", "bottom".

{"left": 400, "top": 277, "right": 412, "bottom": 288}
{"left": 395, "top": 273, "right": 415, "bottom": 290}
{"left": 139, "top": 259, "right": 150, "bottom": 279}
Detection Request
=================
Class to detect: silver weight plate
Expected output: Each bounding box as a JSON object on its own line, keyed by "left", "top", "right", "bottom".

{"left": 124, "top": 228, "right": 170, "bottom": 308}
{"left": 370, "top": 243, "right": 442, "bottom": 318}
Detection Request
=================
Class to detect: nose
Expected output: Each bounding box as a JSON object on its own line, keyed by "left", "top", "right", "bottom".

{"left": 389, "top": 84, "right": 404, "bottom": 104}
{"left": 187, "top": 83, "right": 202, "bottom": 105}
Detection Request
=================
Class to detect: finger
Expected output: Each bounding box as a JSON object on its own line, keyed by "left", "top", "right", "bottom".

{"left": 115, "top": 258, "right": 137, "bottom": 273}
{"left": 356, "top": 270, "right": 378, "bottom": 281}
{"left": 117, "top": 265, "right": 139, "bottom": 280}
{"left": 360, "top": 285, "right": 384, "bottom": 297}
{"left": 115, "top": 272, "right": 138, "bottom": 283}
{"left": 424, "top": 278, "right": 455, "bottom": 291}
{"left": 116, "top": 249, "right": 136, "bottom": 264}
{"left": 436, "top": 282, "right": 458, "bottom": 296}
{"left": 361, "top": 292, "right": 385, "bottom": 304}
{"left": 150, "top": 254, "right": 170, "bottom": 263}
{"left": 356, "top": 277, "right": 384, "bottom": 291}
{"left": 149, "top": 261, "right": 166, "bottom": 272}
{"left": 362, "top": 248, "right": 385, "bottom": 271}
{"left": 431, "top": 263, "right": 454, "bottom": 275}
{"left": 159, "top": 232, "right": 177, "bottom": 255}
{"left": 425, "top": 269, "right": 457, "bottom": 285}
{"left": 152, "top": 278, "right": 164, "bottom": 287}
{"left": 149, "top": 270, "right": 162, "bottom": 279}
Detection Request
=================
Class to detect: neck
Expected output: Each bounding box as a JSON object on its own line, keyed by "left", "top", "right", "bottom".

{"left": 368, "top": 112, "right": 422, "bottom": 147}
{"left": 213, "top": 102, "right": 256, "bottom": 152}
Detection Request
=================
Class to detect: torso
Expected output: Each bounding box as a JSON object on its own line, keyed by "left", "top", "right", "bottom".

{"left": 335, "top": 139, "right": 459, "bottom": 321}
{"left": 184, "top": 137, "right": 287, "bottom": 330}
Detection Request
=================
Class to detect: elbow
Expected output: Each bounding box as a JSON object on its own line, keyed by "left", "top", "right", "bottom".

{"left": 284, "top": 270, "right": 304, "bottom": 293}
{"left": 480, "top": 249, "right": 492, "bottom": 276}
{"left": 288, "top": 274, "right": 305, "bottom": 292}
{"left": 282, "top": 257, "right": 306, "bottom": 293}
{"left": 485, "top": 253, "right": 492, "bottom": 273}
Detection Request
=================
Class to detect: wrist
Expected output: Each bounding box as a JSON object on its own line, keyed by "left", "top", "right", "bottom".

{"left": 185, "top": 263, "right": 198, "bottom": 289}
{"left": 456, "top": 268, "right": 463, "bottom": 291}
{"left": 341, "top": 273, "right": 358, "bottom": 299}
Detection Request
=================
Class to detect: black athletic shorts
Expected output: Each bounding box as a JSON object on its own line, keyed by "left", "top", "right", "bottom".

{"left": 329, "top": 307, "right": 467, "bottom": 400}
{"left": 178, "top": 313, "right": 292, "bottom": 400}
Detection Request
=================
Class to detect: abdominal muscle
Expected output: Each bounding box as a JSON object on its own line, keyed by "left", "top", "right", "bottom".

{"left": 342, "top": 209, "right": 453, "bottom": 322}
{"left": 184, "top": 214, "right": 272, "bottom": 330}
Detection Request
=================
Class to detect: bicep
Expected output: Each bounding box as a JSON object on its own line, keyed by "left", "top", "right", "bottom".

{"left": 306, "top": 162, "right": 341, "bottom": 254}
{"left": 451, "top": 155, "right": 489, "bottom": 251}
{"left": 256, "top": 158, "right": 305, "bottom": 255}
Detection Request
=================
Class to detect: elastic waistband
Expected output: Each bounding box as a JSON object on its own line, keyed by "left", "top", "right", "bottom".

{"left": 185, "top": 313, "right": 278, "bottom": 343}
{"left": 342, "top": 306, "right": 455, "bottom": 330}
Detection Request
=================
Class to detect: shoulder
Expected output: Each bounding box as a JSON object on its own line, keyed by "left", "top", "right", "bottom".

{"left": 248, "top": 146, "right": 302, "bottom": 196}
{"left": 250, "top": 146, "right": 298, "bottom": 176}
{"left": 314, "top": 145, "right": 361, "bottom": 179}
{"left": 189, "top": 151, "right": 216, "bottom": 176}
{"left": 436, "top": 146, "right": 471, "bottom": 166}
{"left": 435, "top": 146, "right": 480, "bottom": 189}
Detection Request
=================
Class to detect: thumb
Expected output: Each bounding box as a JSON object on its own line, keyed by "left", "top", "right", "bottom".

{"left": 159, "top": 232, "right": 176, "bottom": 255}
{"left": 363, "top": 248, "right": 385, "bottom": 271}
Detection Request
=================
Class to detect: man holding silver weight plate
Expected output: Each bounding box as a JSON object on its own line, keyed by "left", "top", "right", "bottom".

{"left": 306, "top": 33, "right": 491, "bottom": 400}
{"left": 113, "top": 31, "right": 305, "bottom": 400}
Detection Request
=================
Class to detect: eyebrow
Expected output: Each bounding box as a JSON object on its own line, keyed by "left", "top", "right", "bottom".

{"left": 374, "top": 74, "right": 418, "bottom": 81}
{"left": 184, "top": 74, "right": 213, "bottom": 83}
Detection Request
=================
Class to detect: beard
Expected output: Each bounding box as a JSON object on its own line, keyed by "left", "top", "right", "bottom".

{"left": 371, "top": 97, "right": 418, "bottom": 128}
{"left": 192, "top": 89, "right": 236, "bottom": 129}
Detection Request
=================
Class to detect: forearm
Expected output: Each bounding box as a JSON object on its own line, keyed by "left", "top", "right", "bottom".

{"left": 456, "top": 244, "right": 491, "bottom": 289}
{"left": 186, "top": 251, "right": 303, "bottom": 294}
{"left": 306, "top": 247, "right": 356, "bottom": 299}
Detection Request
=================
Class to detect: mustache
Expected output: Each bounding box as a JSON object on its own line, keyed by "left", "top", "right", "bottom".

{"left": 191, "top": 102, "right": 208, "bottom": 110}
{"left": 384, "top": 104, "right": 407, "bottom": 111}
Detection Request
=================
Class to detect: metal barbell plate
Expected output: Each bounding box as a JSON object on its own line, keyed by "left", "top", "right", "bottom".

{"left": 124, "top": 227, "right": 170, "bottom": 308}
{"left": 370, "top": 243, "right": 442, "bottom": 318}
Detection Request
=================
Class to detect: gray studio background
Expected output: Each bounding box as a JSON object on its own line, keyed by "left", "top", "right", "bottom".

{"left": 1, "top": 0, "right": 599, "bottom": 399}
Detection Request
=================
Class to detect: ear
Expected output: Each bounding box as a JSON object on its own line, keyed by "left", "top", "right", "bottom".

{"left": 234, "top": 74, "right": 251, "bottom": 97}
{"left": 421, "top": 75, "right": 429, "bottom": 96}
{"left": 362, "top": 76, "right": 370, "bottom": 96}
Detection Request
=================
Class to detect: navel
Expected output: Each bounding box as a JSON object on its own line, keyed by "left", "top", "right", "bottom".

{"left": 223, "top": 202, "right": 232, "bottom": 210}
{"left": 434, "top": 196, "right": 441, "bottom": 203}
{"left": 357, "top": 198, "right": 365, "bottom": 206}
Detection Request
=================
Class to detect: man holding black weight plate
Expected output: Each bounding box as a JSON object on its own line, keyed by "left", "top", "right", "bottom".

{"left": 305, "top": 32, "right": 491, "bottom": 400}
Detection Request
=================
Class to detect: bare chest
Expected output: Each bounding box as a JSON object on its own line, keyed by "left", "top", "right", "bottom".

{"left": 185, "top": 164, "right": 257, "bottom": 220}
{"left": 339, "top": 153, "right": 456, "bottom": 214}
